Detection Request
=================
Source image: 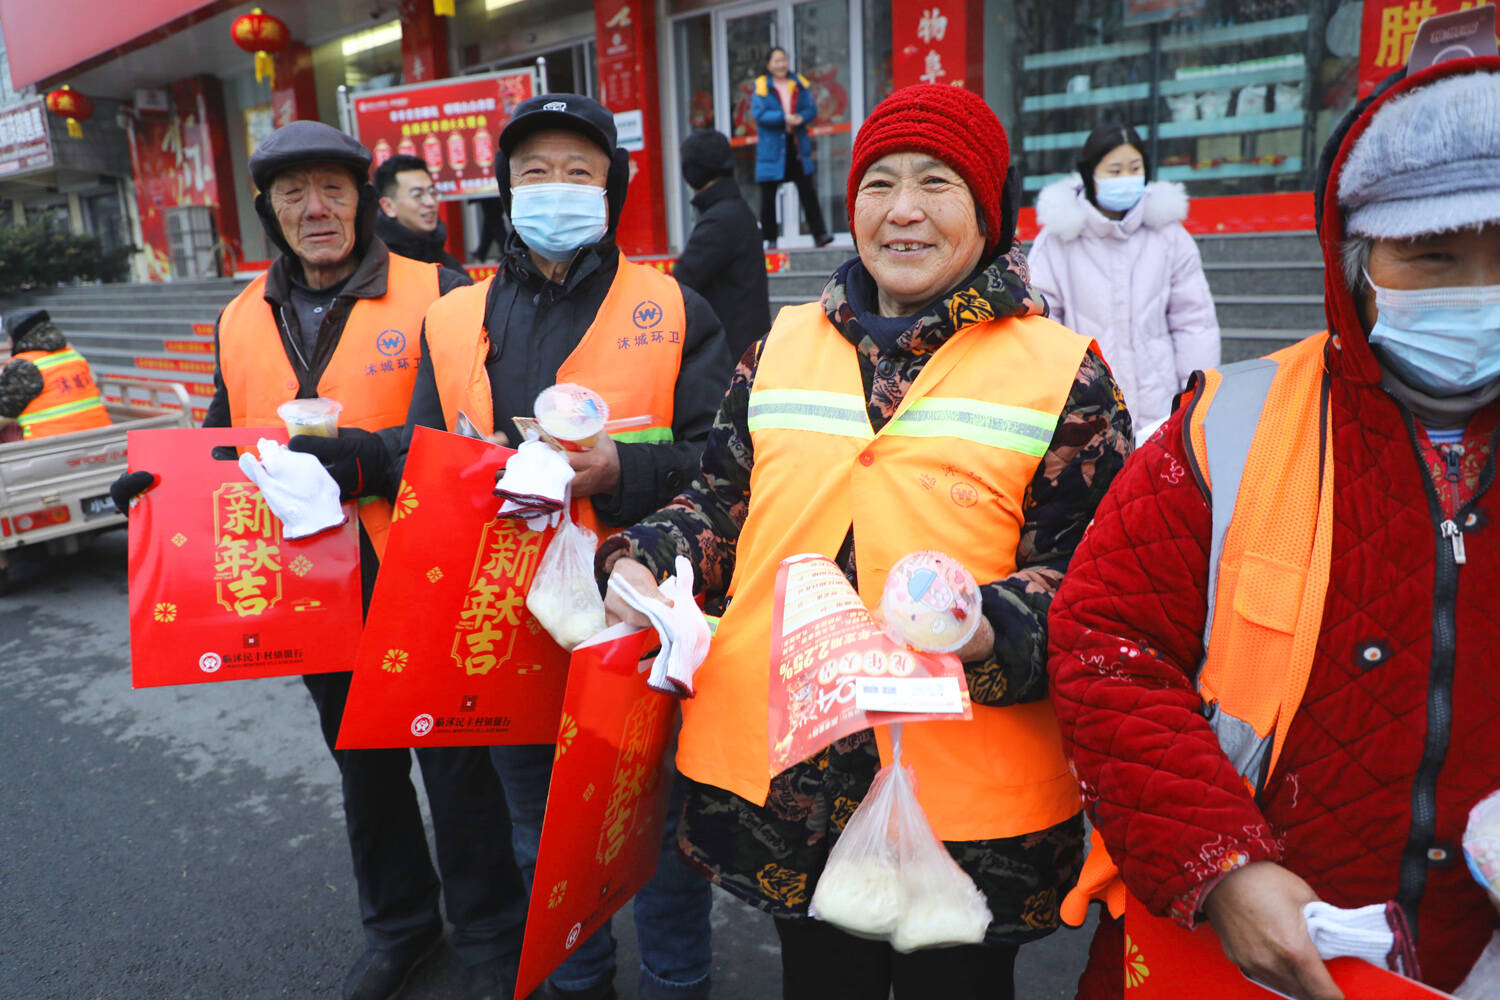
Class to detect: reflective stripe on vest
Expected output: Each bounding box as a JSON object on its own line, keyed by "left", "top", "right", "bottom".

{"left": 679, "top": 301, "right": 1092, "bottom": 841}
{"left": 423, "top": 256, "right": 686, "bottom": 540}
{"left": 13, "top": 348, "right": 110, "bottom": 439}
{"left": 1185, "top": 331, "right": 1334, "bottom": 789}
{"left": 217, "top": 253, "right": 443, "bottom": 560}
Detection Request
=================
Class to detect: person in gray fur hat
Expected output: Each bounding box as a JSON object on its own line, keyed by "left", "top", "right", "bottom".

{"left": 0, "top": 308, "right": 109, "bottom": 441}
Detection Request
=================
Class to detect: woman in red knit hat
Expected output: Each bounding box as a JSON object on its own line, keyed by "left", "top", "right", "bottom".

{"left": 598, "top": 84, "right": 1132, "bottom": 999}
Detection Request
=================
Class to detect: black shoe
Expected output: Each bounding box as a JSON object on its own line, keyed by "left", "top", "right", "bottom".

{"left": 342, "top": 928, "right": 443, "bottom": 1000}
{"left": 814, "top": 233, "right": 835, "bottom": 247}
{"left": 541, "top": 982, "right": 617, "bottom": 1000}
{"left": 463, "top": 957, "right": 518, "bottom": 1000}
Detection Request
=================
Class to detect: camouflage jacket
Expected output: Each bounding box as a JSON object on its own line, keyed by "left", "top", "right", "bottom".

{"left": 599, "top": 244, "right": 1133, "bottom": 941}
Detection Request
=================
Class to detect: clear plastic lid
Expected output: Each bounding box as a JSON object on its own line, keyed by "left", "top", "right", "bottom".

{"left": 534, "top": 383, "right": 609, "bottom": 442}
{"left": 879, "top": 550, "right": 982, "bottom": 654}
{"left": 276, "top": 397, "right": 343, "bottom": 429}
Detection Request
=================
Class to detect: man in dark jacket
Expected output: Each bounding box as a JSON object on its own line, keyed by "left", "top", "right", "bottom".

{"left": 673, "top": 130, "right": 770, "bottom": 360}
{"left": 397, "top": 94, "right": 730, "bottom": 1000}
{"left": 374, "top": 153, "right": 467, "bottom": 270}
{"left": 111, "top": 122, "right": 523, "bottom": 1000}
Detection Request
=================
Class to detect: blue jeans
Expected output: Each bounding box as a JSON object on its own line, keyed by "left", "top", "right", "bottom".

{"left": 490, "top": 743, "right": 713, "bottom": 998}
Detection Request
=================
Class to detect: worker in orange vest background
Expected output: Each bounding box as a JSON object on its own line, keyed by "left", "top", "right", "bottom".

{"left": 110, "top": 120, "right": 526, "bottom": 1000}
{"left": 396, "top": 93, "right": 731, "bottom": 1000}
{"left": 0, "top": 309, "right": 110, "bottom": 442}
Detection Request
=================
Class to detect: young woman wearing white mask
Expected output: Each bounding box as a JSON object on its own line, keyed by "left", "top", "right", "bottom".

{"left": 1029, "top": 123, "right": 1221, "bottom": 440}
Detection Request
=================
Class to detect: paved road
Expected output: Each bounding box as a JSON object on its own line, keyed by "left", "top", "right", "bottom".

{"left": 0, "top": 528, "right": 1093, "bottom": 999}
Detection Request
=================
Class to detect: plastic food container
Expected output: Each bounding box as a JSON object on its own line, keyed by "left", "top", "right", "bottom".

{"left": 535, "top": 383, "right": 609, "bottom": 451}
{"left": 277, "top": 397, "right": 343, "bottom": 438}
{"left": 1465, "top": 790, "right": 1500, "bottom": 898}
{"left": 879, "top": 550, "right": 981, "bottom": 654}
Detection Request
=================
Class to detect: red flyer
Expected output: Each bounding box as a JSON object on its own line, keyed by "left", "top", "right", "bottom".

{"left": 126, "top": 428, "right": 363, "bottom": 688}
{"left": 1125, "top": 897, "right": 1455, "bottom": 997}
{"left": 767, "top": 553, "right": 972, "bottom": 777}
{"left": 516, "top": 625, "right": 676, "bottom": 999}
{"left": 336, "top": 426, "right": 571, "bottom": 749}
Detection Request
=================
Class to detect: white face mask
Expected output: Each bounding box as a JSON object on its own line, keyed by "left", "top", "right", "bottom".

{"left": 1366, "top": 273, "right": 1500, "bottom": 396}
{"left": 509, "top": 182, "right": 609, "bottom": 262}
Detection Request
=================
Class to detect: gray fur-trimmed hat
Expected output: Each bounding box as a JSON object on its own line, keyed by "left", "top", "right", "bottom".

{"left": 1339, "top": 71, "right": 1500, "bottom": 238}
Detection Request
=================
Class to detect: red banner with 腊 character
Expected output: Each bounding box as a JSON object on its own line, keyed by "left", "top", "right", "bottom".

{"left": 1359, "top": 0, "right": 1500, "bottom": 97}
{"left": 127, "top": 428, "right": 364, "bottom": 688}
{"left": 516, "top": 625, "right": 677, "bottom": 999}
{"left": 336, "top": 426, "right": 571, "bottom": 749}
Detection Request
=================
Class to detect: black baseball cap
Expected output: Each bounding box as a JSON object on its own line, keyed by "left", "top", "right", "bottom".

{"left": 499, "top": 93, "right": 618, "bottom": 159}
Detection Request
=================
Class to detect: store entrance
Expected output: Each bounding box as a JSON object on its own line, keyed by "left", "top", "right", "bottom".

{"left": 672, "top": 0, "right": 858, "bottom": 249}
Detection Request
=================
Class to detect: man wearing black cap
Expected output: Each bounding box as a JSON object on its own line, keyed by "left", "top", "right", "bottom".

{"left": 0, "top": 309, "right": 110, "bottom": 440}
{"left": 400, "top": 94, "right": 728, "bottom": 1000}
{"left": 110, "top": 120, "right": 525, "bottom": 1000}
{"left": 674, "top": 129, "right": 770, "bottom": 360}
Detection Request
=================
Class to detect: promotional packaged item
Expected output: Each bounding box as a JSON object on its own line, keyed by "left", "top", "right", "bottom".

{"left": 516, "top": 625, "right": 677, "bottom": 998}
{"left": 1462, "top": 788, "right": 1500, "bottom": 899}
{"left": 336, "top": 426, "right": 570, "bottom": 748}
{"left": 276, "top": 397, "right": 342, "bottom": 438}
{"left": 534, "top": 382, "right": 609, "bottom": 450}
{"left": 809, "top": 725, "right": 993, "bottom": 951}
{"left": 879, "top": 550, "right": 981, "bottom": 653}
{"left": 126, "top": 427, "right": 363, "bottom": 688}
{"left": 526, "top": 506, "right": 607, "bottom": 650}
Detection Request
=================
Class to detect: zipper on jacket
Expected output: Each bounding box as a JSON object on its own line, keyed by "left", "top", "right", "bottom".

{"left": 1393, "top": 409, "right": 1496, "bottom": 932}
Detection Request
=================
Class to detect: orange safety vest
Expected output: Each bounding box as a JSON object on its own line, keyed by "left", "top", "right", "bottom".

{"left": 679, "top": 302, "right": 1091, "bottom": 842}
{"left": 13, "top": 347, "right": 110, "bottom": 439}
{"left": 217, "top": 253, "right": 441, "bottom": 560}
{"left": 422, "top": 253, "right": 686, "bottom": 539}
{"left": 1061, "top": 332, "right": 1334, "bottom": 924}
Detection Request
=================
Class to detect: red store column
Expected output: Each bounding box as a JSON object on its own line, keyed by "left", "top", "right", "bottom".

{"left": 595, "top": 0, "right": 669, "bottom": 256}
{"left": 271, "top": 42, "right": 319, "bottom": 125}
{"left": 400, "top": 0, "right": 468, "bottom": 263}
{"left": 891, "top": 0, "right": 983, "bottom": 93}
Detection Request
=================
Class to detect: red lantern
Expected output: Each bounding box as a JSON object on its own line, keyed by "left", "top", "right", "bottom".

{"left": 45, "top": 85, "right": 93, "bottom": 139}
{"left": 231, "top": 7, "right": 290, "bottom": 88}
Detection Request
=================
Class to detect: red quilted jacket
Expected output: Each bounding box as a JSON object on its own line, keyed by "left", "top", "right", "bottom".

{"left": 1048, "top": 56, "right": 1500, "bottom": 995}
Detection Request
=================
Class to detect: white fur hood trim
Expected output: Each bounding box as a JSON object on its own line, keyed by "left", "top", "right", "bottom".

{"left": 1035, "top": 176, "right": 1189, "bottom": 240}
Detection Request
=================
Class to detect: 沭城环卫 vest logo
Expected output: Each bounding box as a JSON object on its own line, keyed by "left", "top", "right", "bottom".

{"left": 376, "top": 328, "right": 407, "bottom": 356}
{"left": 632, "top": 300, "right": 663, "bottom": 328}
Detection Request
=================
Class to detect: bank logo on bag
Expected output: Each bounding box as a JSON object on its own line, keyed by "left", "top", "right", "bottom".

{"left": 565, "top": 922, "right": 582, "bottom": 949}
{"left": 411, "top": 713, "right": 435, "bottom": 737}
{"left": 212, "top": 483, "right": 283, "bottom": 617}
{"left": 198, "top": 652, "right": 222, "bottom": 673}
{"left": 632, "top": 300, "right": 662, "bottom": 329}
{"left": 376, "top": 328, "right": 407, "bottom": 356}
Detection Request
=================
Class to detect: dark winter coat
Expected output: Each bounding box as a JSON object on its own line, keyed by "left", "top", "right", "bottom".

{"left": 673, "top": 179, "right": 771, "bottom": 360}
{"left": 751, "top": 73, "right": 816, "bottom": 182}
{"left": 1047, "top": 56, "right": 1500, "bottom": 993}
{"left": 375, "top": 212, "right": 466, "bottom": 272}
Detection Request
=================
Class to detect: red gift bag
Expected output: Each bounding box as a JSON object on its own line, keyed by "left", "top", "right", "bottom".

{"left": 516, "top": 625, "right": 676, "bottom": 999}
{"left": 127, "top": 428, "right": 363, "bottom": 688}
{"left": 337, "top": 425, "right": 571, "bottom": 748}
{"left": 1125, "top": 896, "right": 1455, "bottom": 997}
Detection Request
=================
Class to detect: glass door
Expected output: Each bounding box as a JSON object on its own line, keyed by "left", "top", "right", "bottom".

{"left": 720, "top": 5, "right": 783, "bottom": 241}
{"left": 792, "top": 0, "right": 853, "bottom": 243}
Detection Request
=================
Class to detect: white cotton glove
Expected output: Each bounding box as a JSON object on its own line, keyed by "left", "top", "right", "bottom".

{"left": 1301, "top": 901, "right": 1409, "bottom": 974}
{"left": 494, "top": 439, "right": 575, "bottom": 523}
{"left": 607, "top": 555, "right": 712, "bottom": 697}
{"left": 238, "top": 438, "right": 346, "bottom": 539}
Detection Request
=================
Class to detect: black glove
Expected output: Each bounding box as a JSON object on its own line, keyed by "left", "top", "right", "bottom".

{"left": 109, "top": 470, "right": 157, "bottom": 518}
{"left": 287, "top": 427, "right": 390, "bottom": 501}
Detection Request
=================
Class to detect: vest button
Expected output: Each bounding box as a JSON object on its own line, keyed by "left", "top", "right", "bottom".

{"left": 858, "top": 451, "right": 874, "bottom": 466}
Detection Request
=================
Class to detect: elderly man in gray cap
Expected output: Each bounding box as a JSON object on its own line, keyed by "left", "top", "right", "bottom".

{"left": 112, "top": 120, "right": 523, "bottom": 1000}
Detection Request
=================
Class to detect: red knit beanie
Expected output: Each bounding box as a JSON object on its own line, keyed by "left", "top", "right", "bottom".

{"left": 848, "top": 84, "right": 1010, "bottom": 256}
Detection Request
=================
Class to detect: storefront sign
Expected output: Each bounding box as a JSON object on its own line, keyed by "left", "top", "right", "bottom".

{"left": 336, "top": 426, "right": 572, "bottom": 749}
{"left": 1359, "top": 0, "right": 1500, "bottom": 97}
{"left": 767, "top": 553, "right": 972, "bottom": 776}
{"left": 0, "top": 100, "right": 53, "bottom": 177}
{"left": 349, "top": 70, "right": 536, "bottom": 200}
{"left": 515, "top": 625, "right": 676, "bottom": 999}
{"left": 892, "top": 0, "right": 983, "bottom": 91}
{"left": 0, "top": 0, "right": 211, "bottom": 89}
{"left": 126, "top": 428, "right": 363, "bottom": 689}
{"left": 595, "top": 0, "right": 670, "bottom": 255}
{"left": 1121, "top": 0, "right": 1206, "bottom": 27}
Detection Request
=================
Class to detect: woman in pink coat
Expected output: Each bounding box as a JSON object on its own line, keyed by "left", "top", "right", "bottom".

{"left": 1029, "top": 124, "right": 1219, "bottom": 436}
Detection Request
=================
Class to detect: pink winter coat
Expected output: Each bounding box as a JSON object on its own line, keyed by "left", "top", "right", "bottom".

{"left": 1028, "top": 177, "right": 1219, "bottom": 431}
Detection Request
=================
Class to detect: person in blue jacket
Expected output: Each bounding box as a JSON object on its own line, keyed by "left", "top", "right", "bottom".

{"left": 752, "top": 47, "right": 833, "bottom": 248}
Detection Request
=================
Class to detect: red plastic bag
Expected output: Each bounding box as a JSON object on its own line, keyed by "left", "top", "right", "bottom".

{"left": 337, "top": 425, "right": 571, "bottom": 749}
{"left": 126, "top": 427, "right": 363, "bottom": 688}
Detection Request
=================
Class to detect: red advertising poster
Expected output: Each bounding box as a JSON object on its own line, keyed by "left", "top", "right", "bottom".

{"left": 516, "top": 625, "right": 676, "bottom": 999}
{"left": 892, "top": 0, "right": 983, "bottom": 91}
{"left": 767, "top": 553, "right": 972, "bottom": 777}
{"left": 1124, "top": 898, "right": 1456, "bottom": 997}
{"left": 1359, "top": 0, "right": 1500, "bottom": 97}
{"left": 126, "top": 428, "right": 363, "bottom": 689}
{"left": 0, "top": 99, "right": 52, "bottom": 177}
{"left": 595, "top": 0, "right": 670, "bottom": 255}
{"left": 350, "top": 70, "right": 536, "bottom": 200}
{"left": 336, "top": 426, "right": 571, "bottom": 749}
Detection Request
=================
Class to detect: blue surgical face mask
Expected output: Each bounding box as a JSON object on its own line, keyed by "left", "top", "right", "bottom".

{"left": 1094, "top": 175, "right": 1145, "bottom": 213}
{"left": 1367, "top": 274, "right": 1500, "bottom": 396}
{"left": 509, "top": 182, "right": 609, "bottom": 262}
